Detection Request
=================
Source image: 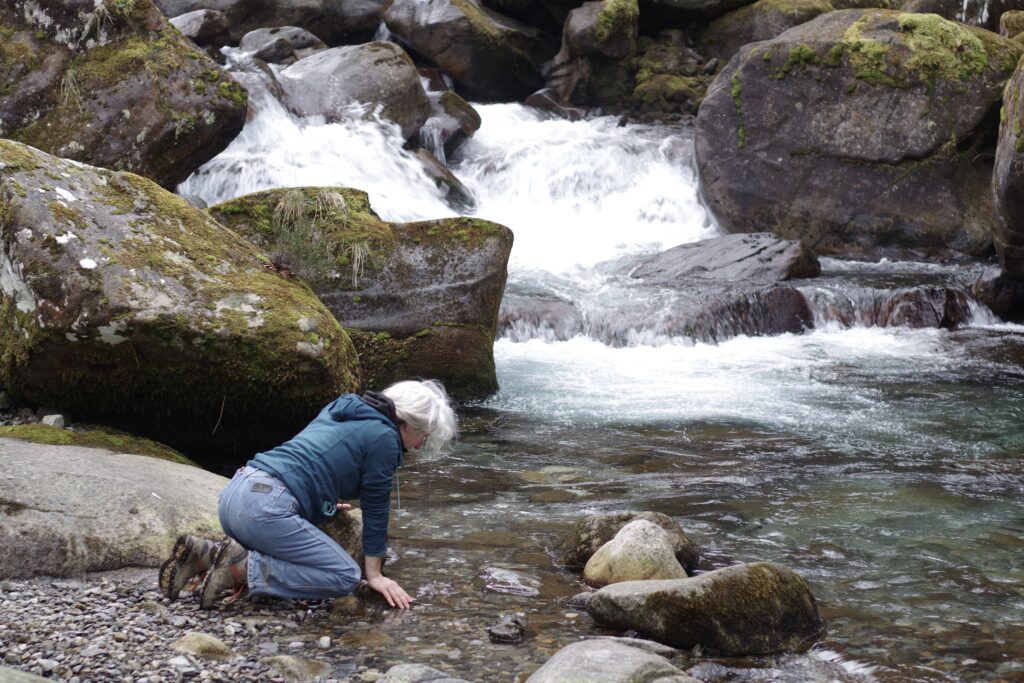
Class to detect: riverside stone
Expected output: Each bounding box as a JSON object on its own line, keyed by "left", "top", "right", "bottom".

{"left": 696, "top": 10, "right": 1022, "bottom": 261}
{"left": 170, "top": 632, "right": 236, "bottom": 661}
{"left": 0, "top": 141, "right": 359, "bottom": 463}
{"left": 526, "top": 639, "right": 697, "bottom": 682}
{"left": 557, "top": 511, "right": 699, "bottom": 573}
{"left": 632, "top": 233, "right": 820, "bottom": 284}
{"left": 379, "top": 662, "right": 473, "bottom": 682}
{"left": 699, "top": 0, "right": 835, "bottom": 63}
{"left": 583, "top": 519, "right": 689, "bottom": 588}
{"left": 586, "top": 562, "right": 826, "bottom": 655}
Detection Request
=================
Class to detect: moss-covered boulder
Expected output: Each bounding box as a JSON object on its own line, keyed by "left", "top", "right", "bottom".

{"left": 278, "top": 42, "right": 432, "bottom": 143}
{"left": 384, "top": 0, "right": 559, "bottom": 101}
{"left": 0, "top": 141, "right": 359, "bottom": 465}
{"left": 583, "top": 519, "right": 689, "bottom": 588}
{"left": 1000, "top": 10, "right": 1024, "bottom": 38}
{"left": 586, "top": 562, "right": 826, "bottom": 655}
{"left": 993, "top": 52, "right": 1024, "bottom": 277}
{"left": 557, "top": 511, "right": 700, "bottom": 573}
{"left": 0, "top": 423, "right": 193, "bottom": 465}
{"left": 209, "top": 188, "right": 513, "bottom": 399}
{"left": 700, "top": 0, "right": 836, "bottom": 64}
{"left": 696, "top": 10, "right": 1022, "bottom": 259}
{"left": 0, "top": 0, "right": 246, "bottom": 189}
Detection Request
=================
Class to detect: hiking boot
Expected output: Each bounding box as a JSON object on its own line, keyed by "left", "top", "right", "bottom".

{"left": 199, "top": 538, "right": 249, "bottom": 610}
{"left": 159, "top": 535, "right": 220, "bottom": 601}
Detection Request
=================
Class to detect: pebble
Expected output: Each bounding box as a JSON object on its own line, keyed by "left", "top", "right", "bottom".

{"left": 317, "top": 636, "right": 331, "bottom": 649}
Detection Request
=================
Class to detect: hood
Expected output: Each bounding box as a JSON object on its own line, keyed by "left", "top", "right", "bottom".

{"left": 327, "top": 392, "right": 406, "bottom": 457}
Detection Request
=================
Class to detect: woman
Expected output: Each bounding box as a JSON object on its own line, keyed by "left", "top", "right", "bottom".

{"left": 159, "top": 379, "right": 456, "bottom": 609}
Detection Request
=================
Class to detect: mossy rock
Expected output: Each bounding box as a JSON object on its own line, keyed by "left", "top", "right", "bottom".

{"left": 700, "top": 0, "right": 836, "bottom": 63}
{"left": 695, "top": 9, "right": 1021, "bottom": 259}
{"left": 0, "top": 424, "right": 194, "bottom": 465}
{"left": 210, "top": 189, "right": 514, "bottom": 399}
{"left": 0, "top": 0, "right": 246, "bottom": 189}
{"left": 0, "top": 141, "right": 359, "bottom": 468}
{"left": 994, "top": 58, "right": 1024, "bottom": 276}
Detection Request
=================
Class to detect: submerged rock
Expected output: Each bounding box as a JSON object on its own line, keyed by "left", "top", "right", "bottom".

{"left": 0, "top": 0, "right": 247, "bottom": 188}
{"left": 696, "top": 10, "right": 1021, "bottom": 260}
{"left": 209, "top": 188, "right": 512, "bottom": 399}
{"left": 586, "top": 561, "right": 826, "bottom": 655}
{"left": 558, "top": 511, "right": 699, "bottom": 573}
{"left": 526, "top": 639, "right": 697, "bottom": 682}
{"left": 0, "top": 141, "right": 359, "bottom": 462}
{"left": 583, "top": 519, "right": 689, "bottom": 587}
{"left": 486, "top": 613, "right": 528, "bottom": 643}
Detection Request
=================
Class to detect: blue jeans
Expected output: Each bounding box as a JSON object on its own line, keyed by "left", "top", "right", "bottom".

{"left": 218, "top": 466, "right": 361, "bottom": 600}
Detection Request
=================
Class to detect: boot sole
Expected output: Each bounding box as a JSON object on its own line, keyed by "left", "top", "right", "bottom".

{"left": 198, "top": 537, "right": 233, "bottom": 610}
{"left": 158, "top": 535, "right": 195, "bottom": 601}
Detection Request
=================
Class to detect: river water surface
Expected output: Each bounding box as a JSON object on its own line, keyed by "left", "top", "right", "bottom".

{"left": 181, "top": 65, "right": 1024, "bottom": 681}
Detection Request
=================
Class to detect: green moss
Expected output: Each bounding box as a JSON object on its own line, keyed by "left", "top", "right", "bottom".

{"left": 0, "top": 140, "right": 44, "bottom": 173}
{"left": 595, "top": 0, "right": 639, "bottom": 45}
{"left": 897, "top": 14, "right": 987, "bottom": 82}
{"left": 824, "top": 44, "right": 845, "bottom": 67}
{"left": 0, "top": 424, "right": 195, "bottom": 465}
{"left": 774, "top": 44, "right": 819, "bottom": 78}
{"left": 217, "top": 79, "right": 247, "bottom": 107}
{"left": 632, "top": 74, "right": 709, "bottom": 112}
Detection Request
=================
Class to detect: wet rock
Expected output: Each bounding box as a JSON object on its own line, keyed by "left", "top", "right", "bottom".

{"left": 278, "top": 42, "right": 431, "bottom": 142}
{"left": 696, "top": 10, "right": 1021, "bottom": 261}
{"left": 0, "top": 142, "right": 358, "bottom": 463}
{"left": 565, "top": 0, "right": 638, "bottom": 59}
{"left": 384, "top": 0, "right": 559, "bottom": 101}
{"left": 486, "top": 614, "right": 527, "bottom": 643}
{"left": 169, "top": 9, "right": 231, "bottom": 54}
{"left": 583, "top": 519, "right": 689, "bottom": 588}
{"left": 0, "top": 0, "right": 246, "bottom": 189}
{"left": 699, "top": 0, "right": 835, "bottom": 64}
{"left": 587, "top": 561, "right": 826, "bottom": 655}
{"left": 209, "top": 188, "right": 512, "bottom": 399}
{"left": 260, "top": 655, "right": 328, "bottom": 682}
{"left": 633, "top": 233, "right": 820, "bottom": 284}
{"left": 329, "top": 595, "right": 367, "bottom": 620}
{"left": 413, "top": 149, "right": 476, "bottom": 212}
{"left": 524, "top": 89, "right": 586, "bottom": 120}
{"left": 874, "top": 286, "right": 973, "bottom": 329}
{"left": 0, "top": 439, "right": 224, "bottom": 579}
{"left": 526, "top": 639, "right": 696, "bottom": 682}
{"left": 993, "top": 52, "right": 1024, "bottom": 277}
{"left": 239, "top": 26, "right": 327, "bottom": 65}
{"left": 170, "top": 632, "right": 236, "bottom": 661}
{"left": 567, "top": 591, "right": 596, "bottom": 610}
{"left": 557, "top": 511, "right": 700, "bottom": 573}
{"left": 973, "top": 268, "right": 1024, "bottom": 322}
{"left": 379, "top": 662, "right": 472, "bottom": 682}
{"left": 421, "top": 91, "right": 483, "bottom": 161}
{"left": 582, "top": 636, "right": 681, "bottom": 659}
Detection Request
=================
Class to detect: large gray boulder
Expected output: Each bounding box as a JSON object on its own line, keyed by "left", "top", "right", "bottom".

{"left": 557, "top": 511, "right": 699, "bottom": 574}
{"left": 384, "top": 0, "right": 559, "bottom": 101}
{"left": 526, "top": 639, "right": 698, "bottom": 683}
{"left": 0, "top": 141, "right": 360, "bottom": 466}
{"left": 993, "top": 54, "right": 1024, "bottom": 277}
{"left": 154, "top": 0, "right": 389, "bottom": 44}
{"left": 699, "top": 0, "right": 835, "bottom": 64}
{"left": 695, "top": 10, "right": 1022, "bottom": 260}
{"left": 639, "top": 0, "right": 758, "bottom": 24}
{"left": 587, "top": 562, "right": 826, "bottom": 655}
{"left": 0, "top": 438, "right": 226, "bottom": 579}
{"left": 632, "top": 233, "right": 820, "bottom": 283}
{"left": 278, "top": 42, "right": 432, "bottom": 142}
{"left": 583, "top": 519, "right": 689, "bottom": 588}
{"left": 209, "top": 188, "right": 513, "bottom": 399}
{"left": 0, "top": 0, "right": 247, "bottom": 189}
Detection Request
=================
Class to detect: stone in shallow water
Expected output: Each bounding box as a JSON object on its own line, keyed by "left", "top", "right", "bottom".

{"left": 583, "top": 519, "right": 689, "bottom": 588}
{"left": 486, "top": 614, "right": 527, "bottom": 644}
{"left": 379, "top": 662, "right": 472, "bottom": 682}
{"left": 525, "top": 639, "right": 696, "bottom": 682}
{"left": 260, "top": 655, "right": 327, "bottom": 682}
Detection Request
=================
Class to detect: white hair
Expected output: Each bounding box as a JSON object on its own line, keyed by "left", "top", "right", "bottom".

{"left": 382, "top": 379, "right": 457, "bottom": 454}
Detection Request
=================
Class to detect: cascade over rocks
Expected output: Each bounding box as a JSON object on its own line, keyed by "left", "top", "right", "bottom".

{"left": 278, "top": 42, "right": 432, "bottom": 143}
{"left": 632, "top": 233, "right": 821, "bottom": 283}
{"left": 993, "top": 53, "right": 1024, "bottom": 277}
{"left": 0, "top": 0, "right": 247, "bottom": 189}
{"left": 152, "top": 0, "right": 388, "bottom": 44}
{"left": 695, "top": 10, "right": 1022, "bottom": 260}
{"left": 583, "top": 519, "right": 690, "bottom": 587}
{"left": 209, "top": 188, "right": 513, "bottom": 399}
{"left": 586, "top": 561, "right": 826, "bottom": 655}
{"left": 558, "top": 511, "right": 700, "bottom": 573}
{"left": 384, "top": 0, "right": 560, "bottom": 101}
{"left": 0, "top": 141, "right": 359, "bottom": 464}
{"left": 699, "top": 0, "right": 836, "bottom": 63}
{"left": 526, "top": 639, "right": 697, "bottom": 682}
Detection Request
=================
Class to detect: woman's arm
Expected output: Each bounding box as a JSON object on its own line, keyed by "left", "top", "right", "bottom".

{"left": 364, "top": 555, "right": 413, "bottom": 609}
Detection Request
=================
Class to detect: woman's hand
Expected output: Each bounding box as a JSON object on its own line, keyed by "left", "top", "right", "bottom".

{"left": 366, "top": 575, "right": 413, "bottom": 609}
{"left": 336, "top": 501, "right": 352, "bottom": 511}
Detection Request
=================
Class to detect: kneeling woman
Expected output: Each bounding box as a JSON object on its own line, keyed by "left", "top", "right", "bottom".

{"left": 160, "top": 380, "right": 456, "bottom": 609}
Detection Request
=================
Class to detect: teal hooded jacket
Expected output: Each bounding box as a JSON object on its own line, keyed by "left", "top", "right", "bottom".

{"left": 248, "top": 393, "right": 403, "bottom": 557}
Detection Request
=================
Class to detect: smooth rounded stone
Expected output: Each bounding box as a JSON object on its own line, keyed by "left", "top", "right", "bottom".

{"left": 278, "top": 42, "right": 431, "bottom": 142}
{"left": 587, "top": 562, "right": 826, "bottom": 656}
{"left": 486, "top": 614, "right": 527, "bottom": 643}
{"left": 525, "top": 639, "right": 696, "bottom": 682}
{"left": 260, "top": 655, "right": 328, "bottom": 682}
{"left": 170, "top": 633, "right": 236, "bottom": 662}
{"left": 378, "top": 662, "right": 473, "bottom": 682}
{"left": 699, "top": 0, "right": 834, "bottom": 63}
{"left": 558, "top": 511, "right": 700, "bottom": 573}
{"left": 169, "top": 9, "right": 230, "bottom": 48}
{"left": 632, "top": 233, "right": 820, "bottom": 284}
{"left": 567, "top": 592, "right": 595, "bottom": 610}
{"left": 239, "top": 26, "right": 327, "bottom": 64}
{"left": 564, "top": 0, "right": 638, "bottom": 59}
{"left": 584, "top": 519, "right": 689, "bottom": 588}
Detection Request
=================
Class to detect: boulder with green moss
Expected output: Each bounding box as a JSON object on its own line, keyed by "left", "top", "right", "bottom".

{"left": 993, "top": 53, "right": 1024, "bottom": 277}
{"left": 0, "top": 437, "right": 226, "bottom": 579}
{"left": 696, "top": 10, "right": 1022, "bottom": 259}
{"left": 0, "top": 141, "right": 359, "bottom": 465}
{"left": 700, "top": 0, "right": 835, "bottom": 63}
{"left": 586, "top": 562, "right": 825, "bottom": 655}
{"left": 209, "top": 188, "right": 513, "bottom": 399}
{"left": 384, "top": 0, "right": 559, "bottom": 101}
{"left": 0, "top": 0, "right": 247, "bottom": 189}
